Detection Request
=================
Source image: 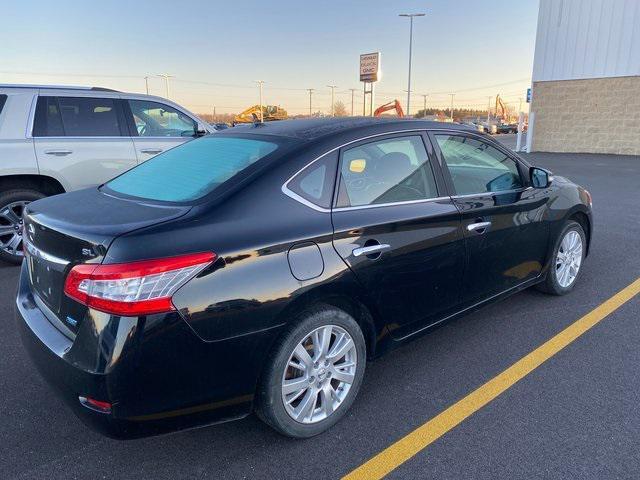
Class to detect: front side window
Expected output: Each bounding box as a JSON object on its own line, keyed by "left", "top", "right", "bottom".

{"left": 106, "top": 136, "right": 279, "bottom": 202}
{"left": 337, "top": 135, "right": 437, "bottom": 208}
{"left": 128, "top": 100, "right": 196, "bottom": 137}
{"left": 435, "top": 134, "right": 523, "bottom": 195}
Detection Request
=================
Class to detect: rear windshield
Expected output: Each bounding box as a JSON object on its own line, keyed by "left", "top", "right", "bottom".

{"left": 106, "top": 136, "right": 279, "bottom": 202}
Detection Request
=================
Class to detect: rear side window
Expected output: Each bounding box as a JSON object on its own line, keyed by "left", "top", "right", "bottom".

{"left": 286, "top": 152, "right": 337, "bottom": 209}
{"left": 0, "top": 95, "right": 7, "bottom": 116}
{"left": 33, "top": 96, "right": 122, "bottom": 137}
{"left": 106, "top": 136, "right": 279, "bottom": 202}
{"left": 33, "top": 97, "right": 64, "bottom": 136}
{"left": 337, "top": 135, "right": 438, "bottom": 208}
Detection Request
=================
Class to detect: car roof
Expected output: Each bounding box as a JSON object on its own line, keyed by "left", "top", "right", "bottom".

{"left": 0, "top": 84, "right": 119, "bottom": 92}
{"left": 225, "top": 117, "right": 477, "bottom": 142}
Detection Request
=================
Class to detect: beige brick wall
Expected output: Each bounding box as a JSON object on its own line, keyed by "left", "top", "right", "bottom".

{"left": 531, "top": 76, "right": 640, "bottom": 155}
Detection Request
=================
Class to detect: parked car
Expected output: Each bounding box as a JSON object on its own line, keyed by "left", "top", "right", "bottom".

{"left": 496, "top": 123, "right": 518, "bottom": 134}
{"left": 211, "top": 122, "right": 229, "bottom": 130}
{"left": 16, "top": 118, "right": 593, "bottom": 439}
{"left": 481, "top": 122, "right": 498, "bottom": 134}
{"left": 0, "top": 84, "right": 212, "bottom": 264}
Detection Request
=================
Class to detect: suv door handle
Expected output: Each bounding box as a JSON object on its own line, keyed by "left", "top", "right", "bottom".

{"left": 353, "top": 243, "right": 391, "bottom": 257}
{"left": 467, "top": 221, "right": 492, "bottom": 234}
{"left": 140, "top": 148, "right": 163, "bottom": 155}
{"left": 44, "top": 149, "right": 72, "bottom": 156}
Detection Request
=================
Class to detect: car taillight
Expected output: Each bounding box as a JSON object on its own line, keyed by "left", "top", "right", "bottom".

{"left": 64, "top": 252, "right": 215, "bottom": 316}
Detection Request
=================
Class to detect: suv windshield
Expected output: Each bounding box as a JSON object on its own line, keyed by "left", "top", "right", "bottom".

{"left": 106, "top": 136, "right": 279, "bottom": 202}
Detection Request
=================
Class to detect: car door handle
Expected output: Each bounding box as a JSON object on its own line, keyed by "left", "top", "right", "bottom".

{"left": 352, "top": 243, "right": 391, "bottom": 257}
{"left": 467, "top": 221, "right": 492, "bottom": 234}
{"left": 140, "top": 148, "right": 163, "bottom": 154}
{"left": 44, "top": 149, "right": 72, "bottom": 156}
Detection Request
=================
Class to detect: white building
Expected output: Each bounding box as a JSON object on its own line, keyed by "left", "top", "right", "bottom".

{"left": 530, "top": 0, "right": 640, "bottom": 155}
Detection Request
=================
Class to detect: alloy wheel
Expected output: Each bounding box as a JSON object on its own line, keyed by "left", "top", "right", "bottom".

{"left": 0, "top": 201, "right": 29, "bottom": 258}
{"left": 556, "top": 229, "right": 583, "bottom": 288}
{"left": 281, "top": 325, "right": 357, "bottom": 424}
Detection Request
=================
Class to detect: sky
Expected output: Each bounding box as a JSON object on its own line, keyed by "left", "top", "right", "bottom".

{"left": 1, "top": 0, "right": 540, "bottom": 116}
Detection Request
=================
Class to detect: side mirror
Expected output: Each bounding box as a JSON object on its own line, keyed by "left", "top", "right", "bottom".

{"left": 195, "top": 123, "right": 208, "bottom": 137}
{"left": 530, "top": 167, "right": 552, "bottom": 188}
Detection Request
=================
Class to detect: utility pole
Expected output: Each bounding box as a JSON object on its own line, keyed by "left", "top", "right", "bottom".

{"left": 157, "top": 74, "right": 174, "bottom": 99}
{"left": 144, "top": 76, "right": 150, "bottom": 94}
{"left": 254, "top": 80, "right": 265, "bottom": 122}
{"left": 487, "top": 96, "right": 492, "bottom": 122}
{"left": 306, "top": 88, "right": 314, "bottom": 117}
{"left": 449, "top": 93, "right": 455, "bottom": 121}
{"left": 518, "top": 97, "right": 523, "bottom": 113}
{"left": 327, "top": 85, "right": 337, "bottom": 117}
{"left": 349, "top": 88, "right": 357, "bottom": 116}
{"left": 399, "top": 13, "right": 426, "bottom": 116}
{"left": 213, "top": 106, "right": 216, "bottom": 122}
{"left": 421, "top": 94, "right": 428, "bottom": 118}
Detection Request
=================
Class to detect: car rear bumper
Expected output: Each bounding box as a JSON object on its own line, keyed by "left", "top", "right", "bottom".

{"left": 15, "top": 262, "right": 279, "bottom": 439}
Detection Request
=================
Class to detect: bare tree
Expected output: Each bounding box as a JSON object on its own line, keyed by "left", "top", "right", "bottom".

{"left": 333, "top": 100, "right": 348, "bottom": 117}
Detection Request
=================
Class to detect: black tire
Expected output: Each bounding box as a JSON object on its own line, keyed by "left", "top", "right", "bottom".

{"left": 0, "top": 189, "right": 47, "bottom": 265}
{"left": 537, "top": 220, "right": 586, "bottom": 296}
{"left": 256, "top": 304, "right": 366, "bottom": 438}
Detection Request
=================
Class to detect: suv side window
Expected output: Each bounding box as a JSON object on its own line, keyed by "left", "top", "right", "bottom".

{"left": 434, "top": 134, "right": 523, "bottom": 195}
{"left": 0, "top": 95, "right": 7, "bottom": 116}
{"left": 286, "top": 151, "right": 337, "bottom": 209}
{"left": 336, "top": 135, "right": 437, "bottom": 208}
{"left": 128, "top": 100, "right": 196, "bottom": 137}
{"left": 33, "top": 96, "right": 122, "bottom": 137}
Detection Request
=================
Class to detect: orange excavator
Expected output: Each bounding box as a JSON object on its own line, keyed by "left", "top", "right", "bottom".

{"left": 495, "top": 94, "right": 507, "bottom": 120}
{"left": 373, "top": 99, "right": 405, "bottom": 117}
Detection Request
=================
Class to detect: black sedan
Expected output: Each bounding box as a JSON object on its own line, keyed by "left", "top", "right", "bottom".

{"left": 16, "top": 118, "right": 593, "bottom": 439}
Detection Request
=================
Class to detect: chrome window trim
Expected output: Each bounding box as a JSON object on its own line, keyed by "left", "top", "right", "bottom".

{"left": 282, "top": 128, "right": 444, "bottom": 213}
{"left": 451, "top": 186, "right": 533, "bottom": 200}
{"left": 333, "top": 196, "right": 451, "bottom": 212}
{"left": 28, "top": 94, "right": 209, "bottom": 139}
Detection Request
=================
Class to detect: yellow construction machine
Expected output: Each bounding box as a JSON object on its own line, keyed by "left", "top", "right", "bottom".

{"left": 234, "top": 105, "right": 288, "bottom": 124}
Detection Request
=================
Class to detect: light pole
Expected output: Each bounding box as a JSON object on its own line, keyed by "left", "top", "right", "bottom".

{"left": 254, "top": 80, "right": 265, "bottom": 122}
{"left": 421, "top": 94, "right": 428, "bottom": 118}
{"left": 144, "top": 76, "right": 150, "bottom": 94}
{"left": 157, "top": 74, "right": 174, "bottom": 99}
{"left": 349, "top": 88, "right": 357, "bottom": 116}
{"left": 449, "top": 93, "right": 455, "bottom": 121}
{"left": 487, "top": 96, "right": 492, "bottom": 122}
{"left": 306, "top": 88, "right": 314, "bottom": 117}
{"left": 399, "top": 13, "right": 425, "bottom": 116}
{"left": 327, "top": 85, "right": 337, "bottom": 116}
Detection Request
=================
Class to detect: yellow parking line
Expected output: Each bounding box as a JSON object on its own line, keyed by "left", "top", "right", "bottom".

{"left": 343, "top": 278, "right": 640, "bottom": 480}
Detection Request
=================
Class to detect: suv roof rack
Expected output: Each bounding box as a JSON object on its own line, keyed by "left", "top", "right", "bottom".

{"left": 0, "top": 84, "right": 120, "bottom": 92}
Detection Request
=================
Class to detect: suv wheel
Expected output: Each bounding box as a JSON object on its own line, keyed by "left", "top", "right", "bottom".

{"left": 0, "top": 190, "right": 47, "bottom": 264}
{"left": 257, "top": 305, "right": 366, "bottom": 438}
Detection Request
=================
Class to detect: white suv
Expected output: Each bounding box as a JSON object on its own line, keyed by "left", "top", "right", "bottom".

{"left": 0, "top": 84, "right": 212, "bottom": 263}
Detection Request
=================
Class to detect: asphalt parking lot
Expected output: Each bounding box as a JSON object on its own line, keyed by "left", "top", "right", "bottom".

{"left": 1, "top": 144, "right": 639, "bottom": 479}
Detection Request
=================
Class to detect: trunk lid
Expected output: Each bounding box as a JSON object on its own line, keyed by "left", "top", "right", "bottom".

{"left": 23, "top": 188, "right": 190, "bottom": 334}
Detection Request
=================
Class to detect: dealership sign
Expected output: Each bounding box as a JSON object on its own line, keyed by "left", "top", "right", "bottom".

{"left": 360, "top": 52, "right": 380, "bottom": 82}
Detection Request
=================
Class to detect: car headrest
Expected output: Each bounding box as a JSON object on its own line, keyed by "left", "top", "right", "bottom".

{"left": 374, "top": 152, "right": 413, "bottom": 180}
